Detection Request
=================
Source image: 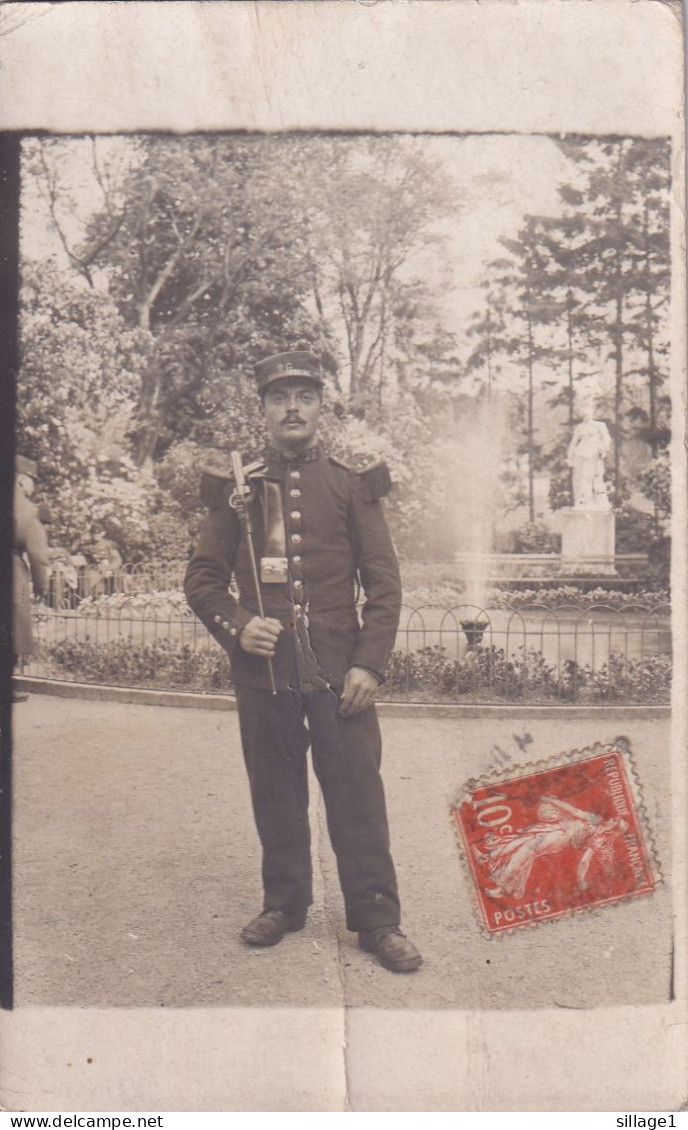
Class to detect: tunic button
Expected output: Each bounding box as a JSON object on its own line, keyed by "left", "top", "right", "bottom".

{"left": 290, "top": 470, "right": 301, "bottom": 480}
{"left": 230, "top": 627, "right": 237, "bottom": 637}
{"left": 222, "top": 621, "right": 230, "bottom": 630}
{"left": 214, "top": 614, "right": 221, "bottom": 623}
{"left": 293, "top": 580, "right": 302, "bottom": 589}
{"left": 291, "top": 534, "right": 302, "bottom": 543}
{"left": 294, "top": 603, "right": 302, "bottom": 612}
{"left": 291, "top": 510, "right": 301, "bottom": 520}
{"left": 292, "top": 555, "right": 302, "bottom": 564}
{"left": 290, "top": 489, "right": 301, "bottom": 498}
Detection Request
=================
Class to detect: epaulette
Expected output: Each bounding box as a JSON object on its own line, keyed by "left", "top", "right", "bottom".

{"left": 199, "top": 458, "right": 267, "bottom": 508}
{"left": 328, "top": 454, "right": 392, "bottom": 501}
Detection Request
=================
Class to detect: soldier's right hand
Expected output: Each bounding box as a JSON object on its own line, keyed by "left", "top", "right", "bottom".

{"left": 239, "top": 616, "right": 283, "bottom": 657}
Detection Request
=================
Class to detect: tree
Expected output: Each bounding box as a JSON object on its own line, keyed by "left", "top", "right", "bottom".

{"left": 478, "top": 219, "right": 571, "bottom": 523}
{"left": 554, "top": 137, "right": 671, "bottom": 502}
{"left": 23, "top": 133, "right": 478, "bottom": 563}
{"left": 463, "top": 137, "right": 671, "bottom": 520}
{"left": 636, "top": 447, "right": 671, "bottom": 529}
{"left": 29, "top": 135, "right": 325, "bottom": 470}
{"left": 17, "top": 262, "right": 152, "bottom": 556}
{"left": 623, "top": 142, "right": 671, "bottom": 457}
{"left": 464, "top": 283, "right": 514, "bottom": 400}
{"left": 306, "top": 136, "right": 456, "bottom": 414}
{"left": 504, "top": 213, "right": 606, "bottom": 511}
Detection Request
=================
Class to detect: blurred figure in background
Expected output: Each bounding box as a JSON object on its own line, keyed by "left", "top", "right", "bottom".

{"left": 13, "top": 455, "right": 50, "bottom": 701}
{"left": 47, "top": 546, "right": 81, "bottom": 609}
{"left": 84, "top": 536, "right": 124, "bottom": 597}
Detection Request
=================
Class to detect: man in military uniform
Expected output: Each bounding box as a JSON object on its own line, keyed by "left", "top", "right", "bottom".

{"left": 13, "top": 455, "right": 50, "bottom": 702}
{"left": 185, "top": 350, "right": 422, "bottom": 972}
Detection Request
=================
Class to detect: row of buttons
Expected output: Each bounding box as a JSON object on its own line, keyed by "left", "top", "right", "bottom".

{"left": 289, "top": 467, "right": 303, "bottom": 612}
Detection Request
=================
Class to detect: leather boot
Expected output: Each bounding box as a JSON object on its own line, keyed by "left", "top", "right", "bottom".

{"left": 358, "top": 926, "right": 423, "bottom": 972}
{"left": 240, "top": 909, "right": 307, "bottom": 947}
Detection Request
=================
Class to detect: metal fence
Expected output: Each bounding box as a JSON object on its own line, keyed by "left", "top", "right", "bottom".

{"left": 26, "top": 586, "right": 672, "bottom": 705}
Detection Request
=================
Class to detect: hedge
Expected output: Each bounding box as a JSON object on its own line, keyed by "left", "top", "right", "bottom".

{"left": 39, "top": 637, "right": 671, "bottom": 704}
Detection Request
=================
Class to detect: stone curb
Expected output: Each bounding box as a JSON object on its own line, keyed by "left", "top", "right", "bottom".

{"left": 13, "top": 676, "right": 671, "bottom": 720}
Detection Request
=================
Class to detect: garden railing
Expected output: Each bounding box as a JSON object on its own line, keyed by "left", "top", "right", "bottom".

{"left": 27, "top": 584, "right": 672, "bottom": 705}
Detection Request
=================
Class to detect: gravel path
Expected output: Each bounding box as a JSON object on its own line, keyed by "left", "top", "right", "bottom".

{"left": 12, "top": 694, "right": 672, "bottom": 1012}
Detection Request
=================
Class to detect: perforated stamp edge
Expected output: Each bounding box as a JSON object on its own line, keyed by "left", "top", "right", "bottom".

{"left": 450, "top": 736, "right": 662, "bottom": 938}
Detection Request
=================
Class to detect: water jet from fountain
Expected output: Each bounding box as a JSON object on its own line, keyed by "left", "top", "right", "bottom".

{"left": 451, "top": 394, "right": 508, "bottom": 644}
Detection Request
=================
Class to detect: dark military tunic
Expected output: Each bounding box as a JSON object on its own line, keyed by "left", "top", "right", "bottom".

{"left": 185, "top": 444, "right": 401, "bottom": 690}
{"left": 184, "top": 443, "right": 403, "bottom": 931}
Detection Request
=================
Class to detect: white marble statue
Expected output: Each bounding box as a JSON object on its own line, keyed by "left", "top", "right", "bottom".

{"left": 567, "top": 400, "right": 612, "bottom": 512}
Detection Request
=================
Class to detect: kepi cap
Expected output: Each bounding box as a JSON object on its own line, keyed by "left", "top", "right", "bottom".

{"left": 255, "top": 350, "right": 324, "bottom": 395}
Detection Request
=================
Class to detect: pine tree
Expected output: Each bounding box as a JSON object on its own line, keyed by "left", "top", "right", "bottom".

{"left": 554, "top": 137, "right": 671, "bottom": 503}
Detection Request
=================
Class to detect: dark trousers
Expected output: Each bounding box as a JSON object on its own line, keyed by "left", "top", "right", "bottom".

{"left": 234, "top": 686, "right": 401, "bottom": 932}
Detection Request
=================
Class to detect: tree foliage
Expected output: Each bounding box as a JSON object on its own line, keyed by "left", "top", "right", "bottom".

{"left": 21, "top": 134, "right": 461, "bottom": 561}
{"left": 18, "top": 262, "right": 153, "bottom": 556}
{"left": 19, "top": 134, "right": 671, "bottom": 568}
{"left": 305, "top": 136, "right": 454, "bottom": 412}
{"left": 468, "top": 137, "right": 671, "bottom": 521}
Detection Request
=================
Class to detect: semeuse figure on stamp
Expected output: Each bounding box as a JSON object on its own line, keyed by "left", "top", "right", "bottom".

{"left": 475, "top": 795, "right": 628, "bottom": 900}
{"left": 184, "top": 350, "right": 423, "bottom": 973}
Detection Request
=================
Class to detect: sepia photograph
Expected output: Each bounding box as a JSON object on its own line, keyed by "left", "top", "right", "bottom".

{"left": 1, "top": 0, "right": 686, "bottom": 1114}
{"left": 12, "top": 126, "right": 674, "bottom": 1007}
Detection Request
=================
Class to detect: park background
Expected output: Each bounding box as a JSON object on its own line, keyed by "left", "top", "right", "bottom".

{"left": 16, "top": 131, "right": 673, "bottom": 704}
{"left": 3, "top": 2, "right": 684, "bottom": 1110}
{"left": 11, "top": 127, "right": 675, "bottom": 1028}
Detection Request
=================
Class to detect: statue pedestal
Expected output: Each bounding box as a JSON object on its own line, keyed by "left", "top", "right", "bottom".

{"left": 561, "top": 509, "right": 616, "bottom": 575}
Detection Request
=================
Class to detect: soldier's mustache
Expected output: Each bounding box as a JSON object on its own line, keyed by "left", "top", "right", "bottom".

{"left": 282, "top": 414, "right": 306, "bottom": 425}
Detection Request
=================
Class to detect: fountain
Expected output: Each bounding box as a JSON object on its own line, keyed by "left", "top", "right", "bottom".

{"left": 450, "top": 396, "right": 507, "bottom": 647}
{"left": 459, "top": 618, "right": 489, "bottom": 649}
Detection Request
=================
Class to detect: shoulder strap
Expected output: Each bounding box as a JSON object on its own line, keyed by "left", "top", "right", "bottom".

{"left": 199, "top": 458, "right": 267, "bottom": 508}
{"left": 328, "top": 454, "right": 392, "bottom": 500}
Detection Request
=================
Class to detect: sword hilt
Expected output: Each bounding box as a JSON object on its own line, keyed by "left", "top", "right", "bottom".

{"left": 230, "top": 449, "right": 277, "bottom": 695}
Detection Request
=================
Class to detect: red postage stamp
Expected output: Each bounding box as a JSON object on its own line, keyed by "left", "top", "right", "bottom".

{"left": 451, "top": 738, "right": 659, "bottom": 934}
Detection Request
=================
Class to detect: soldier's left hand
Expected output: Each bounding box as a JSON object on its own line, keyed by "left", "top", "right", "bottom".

{"left": 339, "top": 666, "right": 379, "bottom": 717}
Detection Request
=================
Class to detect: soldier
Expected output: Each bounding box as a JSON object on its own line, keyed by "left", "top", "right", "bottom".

{"left": 185, "top": 350, "right": 422, "bottom": 973}
{"left": 13, "top": 455, "right": 50, "bottom": 701}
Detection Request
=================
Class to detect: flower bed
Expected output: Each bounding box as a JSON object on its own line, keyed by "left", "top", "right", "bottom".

{"left": 42, "top": 636, "right": 232, "bottom": 691}
{"left": 379, "top": 644, "right": 671, "bottom": 704}
{"left": 38, "top": 636, "right": 671, "bottom": 704}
